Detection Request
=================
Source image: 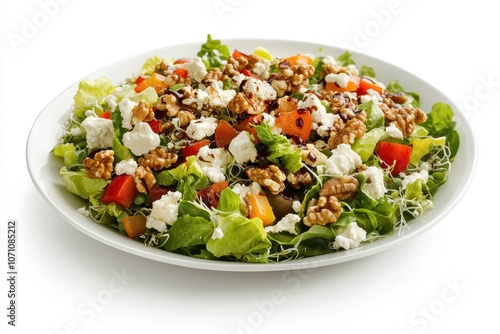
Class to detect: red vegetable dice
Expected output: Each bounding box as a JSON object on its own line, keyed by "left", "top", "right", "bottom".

{"left": 101, "top": 175, "right": 138, "bottom": 208}
{"left": 376, "top": 141, "right": 412, "bottom": 175}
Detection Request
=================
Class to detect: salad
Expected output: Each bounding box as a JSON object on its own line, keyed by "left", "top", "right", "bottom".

{"left": 52, "top": 35, "right": 460, "bottom": 263}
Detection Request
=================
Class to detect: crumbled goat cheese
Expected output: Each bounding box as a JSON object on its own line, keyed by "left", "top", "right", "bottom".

{"left": 182, "top": 88, "right": 210, "bottom": 111}
{"left": 252, "top": 59, "right": 271, "bottom": 77}
{"left": 77, "top": 207, "right": 90, "bottom": 217}
{"left": 105, "top": 94, "right": 118, "bottom": 112}
{"left": 299, "top": 92, "right": 338, "bottom": 137}
{"left": 81, "top": 116, "right": 114, "bottom": 150}
{"left": 228, "top": 131, "right": 258, "bottom": 164}
{"left": 264, "top": 214, "right": 301, "bottom": 235}
{"left": 401, "top": 170, "right": 429, "bottom": 190}
{"left": 176, "top": 56, "right": 207, "bottom": 82}
{"left": 325, "top": 73, "right": 350, "bottom": 88}
{"left": 206, "top": 81, "right": 236, "bottom": 109}
{"left": 242, "top": 77, "right": 277, "bottom": 101}
{"left": 362, "top": 166, "right": 387, "bottom": 200}
{"left": 114, "top": 158, "right": 138, "bottom": 176}
{"left": 385, "top": 123, "right": 404, "bottom": 139}
{"left": 196, "top": 146, "right": 231, "bottom": 183}
{"left": 122, "top": 122, "right": 160, "bottom": 156}
{"left": 261, "top": 112, "right": 282, "bottom": 135}
{"left": 146, "top": 191, "right": 182, "bottom": 232}
{"left": 331, "top": 222, "right": 367, "bottom": 250}
{"left": 118, "top": 98, "right": 137, "bottom": 130}
{"left": 325, "top": 144, "right": 362, "bottom": 177}
{"left": 211, "top": 227, "right": 224, "bottom": 240}
{"left": 185, "top": 116, "right": 218, "bottom": 140}
{"left": 359, "top": 88, "right": 383, "bottom": 104}
{"left": 231, "top": 182, "right": 262, "bottom": 200}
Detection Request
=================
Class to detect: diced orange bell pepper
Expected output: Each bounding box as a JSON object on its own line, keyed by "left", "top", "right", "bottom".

{"left": 247, "top": 194, "right": 276, "bottom": 226}
{"left": 358, "top": 77, "right": 384, "bottom": 95}
{"left": 134, "top": 73, "right": 168, "bottom": 94}
{"left": 215, "top": 120, "right": 239, "bottom": 148}
{"left": 325, "top": 76, "right": 360, "bottom": 93}
{"left": 122, "top": 215, "right": 147, "bottom": 238}
{"left": 275, "top": 109, "right": 312, "bottom": 141}
{"left": 283, "top": 54, "right": 312, "bottom": 66}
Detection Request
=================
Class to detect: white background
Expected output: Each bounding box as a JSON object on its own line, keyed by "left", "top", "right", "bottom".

{"left": 0, "top": 0, "right": 496, "bottom": 333}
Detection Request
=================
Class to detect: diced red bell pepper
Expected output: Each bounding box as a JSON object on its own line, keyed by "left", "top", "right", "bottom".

{"left": 98, "top": 110, "right": 112, "bottom": 119}
{"left": 376, "top": 141, "right": 412, "bottom": 175}
{"left": 275, "top": 109, "right": 312, "bottom": 141}
{"left": 214, "top": 120, "right": 239, "bottom": 148}
{"left": 135, "top": 76, "right": 146, "bottom": 85}
{"left": 101, "top": 175, "right": 138, "bottom": 209}
{"left": 147, "top": 119, "right": 162, "bottom": 133}
{"left": 197, "top": 181, "right": 229, "bottom": 208}
{"left": 241, "top": 69, "right": 252, "bottom": 77}
{"left": 181, "top": 139, "right": 211, "bottom": 157}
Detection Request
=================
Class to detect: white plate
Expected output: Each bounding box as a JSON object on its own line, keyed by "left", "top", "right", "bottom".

{"left": 26, "top": 39, "right": 477, "bottom": 272}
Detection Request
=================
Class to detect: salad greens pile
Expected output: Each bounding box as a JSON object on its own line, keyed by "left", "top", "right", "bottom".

{"left": 52, "top": 35, "right": 460, "bottom": 263}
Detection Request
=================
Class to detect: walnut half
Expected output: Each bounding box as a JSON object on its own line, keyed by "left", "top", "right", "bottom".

{"left": 83, "top": 150, "right": 114, "bottom": 179}
{"left": 303, "top": 196, "right": 342, "bottom": 226}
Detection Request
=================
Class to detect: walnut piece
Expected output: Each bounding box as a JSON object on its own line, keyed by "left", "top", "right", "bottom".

{"left": 227, "top": 92, "right": 266, "bottom": 115}
{"left": 177, "top": 110, "right": 196, "bottom": 127}
{"left": 131, "top": 100, "right": 155, "bottom": 125}
{"left": 83, "top": 150, "right": 114, "bottom": 179}
{"left": 203, "top": 68, "right": 224, "bottom": 85}
{"left": 270, "top": 63, "right": 315, "bottom": 96}
{"left": 138, "top": 148, "right": 178, "bottom": 171}
{"left": 134, "top": 166, "right": 156, "bottom": 193}
{"left": 319, "top": 175, "right": 359, "bottom": 200}
{"left": 380, "top": 97, "right": 427, "bottom": 136}
{"left": 324, "top": 92, "right": 358, "bottom": 116}
{"left": 246, "top": 165, "right": 286, "bottom": 195}
{"left": 328, "top": 111, "right": 367, "bottom": 149}
{"left": 303, "top": 196, "right": 342, "bottom": 226}
{"left": 224, "top": 56, "right": 249, "bottom": 77}
{"left": 287, "top": 170, "right": 313, "bottom": 189}
{"left": 322, "top": 63, "right": 358, "bottom": 77}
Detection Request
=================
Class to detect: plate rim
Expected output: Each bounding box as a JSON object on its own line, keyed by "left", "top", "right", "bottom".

{"left": 26, "top": 38, "right": 478, "bottom": 272}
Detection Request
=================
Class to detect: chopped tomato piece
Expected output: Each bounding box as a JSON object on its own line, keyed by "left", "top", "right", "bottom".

{"left": 122, "top": 215, "right": 147, "bottom": 238}
{"left": 232, "top": 50, "right": 249, "bottom": 60}
{"left": 275, "top": 109, "right": 312, "bottom": 141}
{"left": 147, "top": 119, "right": 162, "bottom": 133}
{"left": 101, "top": 175, "right": 138, "bottom": 209}
{"left": 134, "top": 73, "right": 168, "bottom": 94}
{"left": 376, "top": 141, "right": 412, "bottom": 175}
{"left": 247, "top": 194, "right": 276, "bottom": 226}
{"left": 98, "top": 110, "right": 111, "bottom": 119}
{"left": 134, "top": 76, "right": 146, "bottom": 85}
{"left": 173, "top": 58, "right": 192, "bottom": 65}
{"left": 358, "top": 77, "right": 384, "bottom": 95}
{"left": 235, "top": 114, "right": 262, "bottom": 142}
{"left": 173, "top": 68, "right": 189, "bottom": 79}
{"left": 181, "top": 139, "right": 210, "bottom": 157}
{"left": 197, "top": 181, "right": 229, "bottom": 208}
{"left": 215, "top": 120, "right": 239, "bottom": 148}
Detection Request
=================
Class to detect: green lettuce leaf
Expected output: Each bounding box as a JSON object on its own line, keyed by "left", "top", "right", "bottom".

{"left": 197, "top": 34, "right": 230, "bottom": 69}
{"left": 164, "top": 215, "right": 214, "bottom": 252}
{"left": 335, "top": 52, "right": 355, "bottom": 66}
{"left": 409, "top": 136, "right": 446, "bottom": 165}
{"left": 357, "top": 100, "right": 384, "bottom": 131}
{"left": 73, "top": 77, "right": 115, "bottom": 118}
{"left": 53, "top": 143, "right": 78, "bottom": 168}
{"left": 254, "top": 122, "right": 302, "bottom": 173}
{"left": 351, "top": 128, "right": 387, "bottom": 162}
{"left": 60, "top": 167, "right": 108, "bottom": 199}
{"left": 206, "top": 213, "right": 271, "bottom": 259}
{"left": 156, "top": 156, "right": 204, "bottom": 186}
{"left": 141, "top": 55, "right": 163, "bottom": 76}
